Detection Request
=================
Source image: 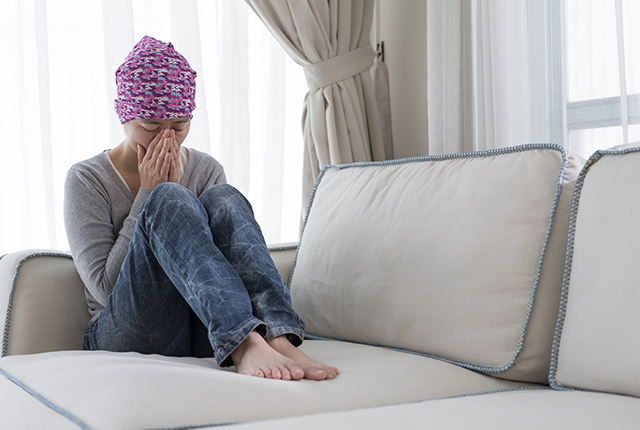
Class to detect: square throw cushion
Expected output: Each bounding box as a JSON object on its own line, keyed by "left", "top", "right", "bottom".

{"left": 550, "top": 147, "right": 640, "bottom": 397}
{"left": 290, "top": 144, "right": 568, "bottom": 380}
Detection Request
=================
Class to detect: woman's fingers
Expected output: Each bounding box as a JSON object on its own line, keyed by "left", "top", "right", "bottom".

{"left": 160, "top": 151, "right": 171, "bottom": 181}
{"left": 138, "top": 129, "right": 173, "bottom": 190}
{"left": 143, "top": 129, "right": 164, "bottom": 163}
{"left": 149, "top": 129, "right": 169, "bottom": 169}
{"left": 137, "top": 143, "right": 146, "bottom": 165}
{"left": 168, "top": 130, "right": 181, "bottom": 183}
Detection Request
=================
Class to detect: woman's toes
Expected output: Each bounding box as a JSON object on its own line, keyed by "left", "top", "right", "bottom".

{"left": 270, "top": 367, "right": 282, "bottom": 379}
{"left": 290, "top": 365, "right": 305, "bottom": 380}
{"left": 280, "top": 368, "right": 292, "bottom": 380}
{"left": 305, "top": 368, "right": 328, "bottom": 381}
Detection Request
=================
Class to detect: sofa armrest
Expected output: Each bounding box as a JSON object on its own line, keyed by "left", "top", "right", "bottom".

{"left": 268, "top": 242, "right": 298, "bottom": 286}
{"left": 0, "top": 250, "right": 90, "bottom": 357}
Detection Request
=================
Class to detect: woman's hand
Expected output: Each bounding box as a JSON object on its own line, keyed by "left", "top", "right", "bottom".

{"left": 167, "top": 129, "right": 181, "bottom": 184}
{"left": 137, "top": 129, "right": 172, "bottom": 190}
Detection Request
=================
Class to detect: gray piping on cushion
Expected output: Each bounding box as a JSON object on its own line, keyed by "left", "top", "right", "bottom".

{"left": 1, "top": 360, "right": 243, "bottom": 430}
{"left": 1, "top": 251, "right": 74, "bottom": 358}
{"left": 548, "top": 145, "right": 640, "bottom": 390}
{"left": 228, "top": 385, "right": 552, "bottom": 429}
{"left": 0, "top": 365, "right": 93, "bottom": 430}
{"left": 291, "top": 143, "right": 568, "bottom": 374}
{"left": 267, "top": 244, "right": 298, "bottom": 253}
{"left": 329, "top": 385, "right": 553, "bottom": 417}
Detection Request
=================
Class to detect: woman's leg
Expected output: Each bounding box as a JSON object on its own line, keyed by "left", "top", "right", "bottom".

{"left": 198, "top": 184, "right": 305, "bottom": 344}
{"left": 199, "top": 185, "right": 338, "bottom": 380}
{"left": 83, "top": 243, "right": 196, "bottom": 357}
{"left": 85, "top": 183, "right": 265, "bottom": 366}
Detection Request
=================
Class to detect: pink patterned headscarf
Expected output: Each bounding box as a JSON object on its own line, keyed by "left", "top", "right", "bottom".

{"left": 114, "top": 36, "right": 197, "bottom": 124}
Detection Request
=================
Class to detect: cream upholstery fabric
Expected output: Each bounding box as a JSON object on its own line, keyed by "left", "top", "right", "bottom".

{"left": 0, "top": 340, "right": 536, "bottom": 429}
{"left": 267, "top": 243, "right": 298, "bottom": 284}
{"left": 0, "top": 373, "right": 77, "bottom": 430}
{"left": 0, "top": 251, "right": 89, "bottom": 357}
{"left": 230, "top": 390, "right": 640, "bottom": 430}
{"left": 496, "top": 150, "right": 584, "bottom": 383}
{"left": 551, "top": 148, "right": 640, "bottom": 397}
{"left": 291, "top": 145, "right": 567, "bottom": 381}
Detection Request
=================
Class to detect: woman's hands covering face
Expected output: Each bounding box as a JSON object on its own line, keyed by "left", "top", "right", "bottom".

{"left": 136, "top": 129, "right": 181, "bottom": 190}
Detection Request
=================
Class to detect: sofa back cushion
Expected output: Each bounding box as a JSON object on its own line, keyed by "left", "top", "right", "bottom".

{"left": 550, "top": 147, "right": 640, "bottom": 397}
{"left": 290, "top": 145, "right": 570, "bottom": 383}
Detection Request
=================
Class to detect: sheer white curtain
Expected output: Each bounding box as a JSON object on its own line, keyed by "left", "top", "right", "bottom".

{"left": 426, "top": 0, "right": 639, "bottom": 159}
{"left": 564, "top": 0, "right": 640, "bottom": 156}
{"left": 427, "top": 0, "right": 554, "bottom": 155}
{"left": 0, "top": 0, "right": 307, "bottom": 255}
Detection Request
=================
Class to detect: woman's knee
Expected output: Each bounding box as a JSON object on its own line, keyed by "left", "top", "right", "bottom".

{"left": 149, "top": 182, "right": 193, "bottom": 203}
{"left": 199, "top": 184, "right": 253, "bottom": 213}
{"left": 140, "top": 183, "right": 203, "bottom": 228}
{"left": 144, "top": 183, "right": 197, "bottom": 212}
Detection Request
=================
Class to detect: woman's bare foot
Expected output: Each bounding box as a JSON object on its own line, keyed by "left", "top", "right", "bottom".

{"left": 268, "top": 336, "right": 340, "bottom": 381}
{"left": 231, "top": 331, "right": 305, "bottom": 380}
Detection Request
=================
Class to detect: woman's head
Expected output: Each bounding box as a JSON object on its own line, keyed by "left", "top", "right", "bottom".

{"left": 114, "top": 36, "right": 196, "bottom": 124}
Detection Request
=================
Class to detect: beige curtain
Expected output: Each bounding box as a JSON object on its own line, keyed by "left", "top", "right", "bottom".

{"left": 245, "top": 0, "right": 391, "bottom": 207}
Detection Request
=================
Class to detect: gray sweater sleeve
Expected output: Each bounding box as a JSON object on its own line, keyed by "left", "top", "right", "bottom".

{"left": 64, "top": 161, "right": 148, "bottom": 309}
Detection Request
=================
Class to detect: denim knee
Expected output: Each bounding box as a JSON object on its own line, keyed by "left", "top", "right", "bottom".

{"left": 140, "top": 183, "right": 202, "bottom": 228}
{"left": 147, "top": 183, "right": 195, "bottom": 206}
{"left": 143, "top": 183, "right": 198, "bottom": 213}
{"left": 199, "top": 184, "right": 253, "bottom": 214}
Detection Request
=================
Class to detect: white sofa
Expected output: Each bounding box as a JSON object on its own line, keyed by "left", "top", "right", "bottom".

{"left": 2, "top": 144, "right": 639, "bottom": 429}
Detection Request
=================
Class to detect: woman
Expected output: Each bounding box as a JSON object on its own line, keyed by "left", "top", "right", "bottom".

{"left": 64, "top": 35, "right": 338, "bottom": 381}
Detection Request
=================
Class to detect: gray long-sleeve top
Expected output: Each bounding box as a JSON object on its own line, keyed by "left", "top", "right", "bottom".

{"left": 64, "top": 148, "right": 226, "bottom": 324}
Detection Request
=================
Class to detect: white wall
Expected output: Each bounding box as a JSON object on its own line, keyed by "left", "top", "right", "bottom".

{"left": 376, "top": 0, "right": 429, "bottom": 158}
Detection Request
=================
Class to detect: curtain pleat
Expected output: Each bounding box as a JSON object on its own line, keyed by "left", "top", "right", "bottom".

{"left": 34, "top": 0, "right": 57, "bottom": 247}
{"left": 614, "top": 0, "right": 629, "bottom": 144}
{"left": 427, "top": 0, "right": 474, "bottom": 155}
{"left": 102, "top": 0, "right": 135, "bottom": 147}
{"left": 170, "top": 0, "right": 212, "bottom": 159}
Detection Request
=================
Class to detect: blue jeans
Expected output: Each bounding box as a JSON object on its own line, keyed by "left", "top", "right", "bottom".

{"left": 83, "top": 183, "right": 305, "bottom": 366}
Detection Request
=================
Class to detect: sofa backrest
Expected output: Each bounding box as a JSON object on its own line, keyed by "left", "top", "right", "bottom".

{"left": 290, "top": 144, "right": 583, "bottom": 384}
{"left": 549, "top": 147, "right": 640, "bottom": 397}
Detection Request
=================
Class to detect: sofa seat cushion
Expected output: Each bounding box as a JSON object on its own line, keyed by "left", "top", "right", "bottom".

{"left": 228, "top": 389, "right": 640, "bottom": 430}
{"left": 291, "top": 144, "right": 570, "bottom": 383}
{"left": 0, "top": 340, "right": 537, "bottom": 430}
{"left": 550, "top": 147, "right": 640, "bottom": 397}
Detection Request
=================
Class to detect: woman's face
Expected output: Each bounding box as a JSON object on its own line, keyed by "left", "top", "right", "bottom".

{"left": 123, "top": 117, "right": 191, "bottom": 152}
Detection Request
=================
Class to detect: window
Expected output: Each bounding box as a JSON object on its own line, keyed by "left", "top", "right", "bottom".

{"left": 561, "top": 0, "right": 640, "bottom": 157}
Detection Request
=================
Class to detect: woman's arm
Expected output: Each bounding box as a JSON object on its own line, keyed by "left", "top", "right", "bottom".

{"left": 64, "top": 164, "right": 149, "bottom": 308}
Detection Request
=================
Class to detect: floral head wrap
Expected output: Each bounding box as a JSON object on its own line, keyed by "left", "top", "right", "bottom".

{"left": 114, "top": 35, "right": 197, "bottom": 124}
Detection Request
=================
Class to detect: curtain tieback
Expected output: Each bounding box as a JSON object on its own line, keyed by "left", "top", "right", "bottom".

{"left": 303, "top": 45, "right": 375, "bottom": 90}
